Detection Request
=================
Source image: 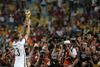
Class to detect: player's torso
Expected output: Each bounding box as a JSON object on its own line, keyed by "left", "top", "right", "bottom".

{"left": 13, "top": 40, "right": 26, "bottom": 61}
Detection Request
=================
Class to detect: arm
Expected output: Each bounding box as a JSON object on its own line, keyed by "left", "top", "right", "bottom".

{"left": 19, "top": 21, "right": 27, "bottom": 35}
{"left": 24, "top": 19, "right": 31, "bottom": 40}
{"left": 67, "top": 48, "right": 76, "bottom": 58}
{"left": 72, "top": 58, "right": 79, "bottom": 67}
{"left": 51, "top": 42, "right": 56, "bottom": 56}
{"left": 44, "top": 47, "right": 50, "bottom": 54}
{"left": 34, "top": 57, "right": 40, "bottom": 67}
{"left": 58, "top": 45, "right": 63, "bottom": 58}
{"left": 89, "top": 59, "right": 99, "bottom": 67}
{"left": 29, "top": 46, "right": 35, "bottom": 58}
{"left": 51, "top": 48, "right": 56, "bottom": 56}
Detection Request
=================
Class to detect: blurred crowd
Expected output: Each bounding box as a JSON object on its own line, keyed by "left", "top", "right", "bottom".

{"left": 0, "top": 0, "right": 100, "bottom": 67}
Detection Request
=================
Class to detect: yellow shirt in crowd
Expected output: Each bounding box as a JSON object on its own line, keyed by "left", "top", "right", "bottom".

{"left": 93, "top": 26, "right": 100, "bottom": 34}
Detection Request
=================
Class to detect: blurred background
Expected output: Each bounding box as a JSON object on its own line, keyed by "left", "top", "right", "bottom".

{"left": 0, "top": 0, "right": 100, "bottom": 67}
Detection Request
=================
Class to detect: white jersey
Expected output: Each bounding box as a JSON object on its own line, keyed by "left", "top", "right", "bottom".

{"left": 13, "top": 38, "right": 27, "bottom": 67}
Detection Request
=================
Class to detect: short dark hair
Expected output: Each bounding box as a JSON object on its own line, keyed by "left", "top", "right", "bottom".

{"left": 13, "top": 33, "right": 19, "bottom": 41}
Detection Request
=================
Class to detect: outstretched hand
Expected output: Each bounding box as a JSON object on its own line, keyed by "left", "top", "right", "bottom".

{"left": 27, "top": 19, "right": 31, "bottom": 25}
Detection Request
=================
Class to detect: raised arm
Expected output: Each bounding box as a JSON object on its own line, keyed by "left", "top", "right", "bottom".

{"left": 24, "top": 10, "right": 31, "bottom": 40}
{"left": 29, "top": 46, "right": 35, "bottom": 58}
{"left": 24, "top": 19, "right": 31, "bottom": 40}
{"left": 89, "top": 59, "right": 99, "bottom": 67}
{"left": 67, "top": 47, "right": 76, "bottom": 58}
{"left": 19, "top": 21, "right": 27, "bottom": 35}
{"left": 58, "top": 45, "right": 63, "bottom": 58}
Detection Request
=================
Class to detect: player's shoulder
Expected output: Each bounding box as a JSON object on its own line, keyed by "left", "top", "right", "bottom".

{"left": 13, "top": 40, "right": 21, "bottom": 45}
{"left": 12, "top": 41, "right": 16, "bottom": 45}
{"left": 20, "top": 38, "right": 26, "bottom": 44}
{"left": 22, "top": 38, "right": 26, "bottom": 40}
{"left": 21, "top": 38, "right": 26, "bottom": 42}
{"left": 12, "top": 41, "right": 17, "bottom": 48}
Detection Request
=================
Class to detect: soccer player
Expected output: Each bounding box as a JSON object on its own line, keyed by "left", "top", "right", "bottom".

{"left": 12, "top": 18, "right": 31, "bottom": 67}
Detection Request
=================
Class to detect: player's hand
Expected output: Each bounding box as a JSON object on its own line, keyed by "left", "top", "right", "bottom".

{"left": 27, "top": 19, "right": 31, "bottom": 25}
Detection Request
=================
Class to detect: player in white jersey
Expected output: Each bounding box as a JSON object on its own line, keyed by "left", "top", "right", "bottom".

{"left": 13, "top": 11, "right": 31, "bottom": 67}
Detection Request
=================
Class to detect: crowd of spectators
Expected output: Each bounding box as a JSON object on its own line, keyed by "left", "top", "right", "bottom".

{"left": 0, "top": 0, "right": 100, "bottom": 67}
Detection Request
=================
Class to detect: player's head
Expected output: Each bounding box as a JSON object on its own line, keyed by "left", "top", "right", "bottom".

{"left": 13, "top": 32, "right": 23, "bottom": 41}
{"left": 18, "top": 34, "right": 23, "bottom": 40}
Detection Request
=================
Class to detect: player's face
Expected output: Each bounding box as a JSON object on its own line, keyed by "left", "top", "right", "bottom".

{"left": 18, "top": 34, "right": 23, "bottom": 40}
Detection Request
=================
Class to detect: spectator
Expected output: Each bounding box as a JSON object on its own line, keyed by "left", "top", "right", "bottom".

{"left": 0, "top": 0, "right": 100, "bottom": 67}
